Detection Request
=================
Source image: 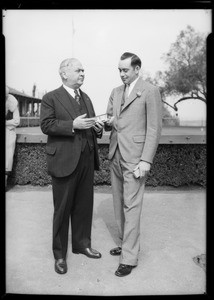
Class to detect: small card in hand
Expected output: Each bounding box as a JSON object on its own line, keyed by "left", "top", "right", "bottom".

{"left": 94, "top": 114, "right": 111, "bottom": 123}
{"left": 133, "top": 168, "right": 140, "bottom": 178}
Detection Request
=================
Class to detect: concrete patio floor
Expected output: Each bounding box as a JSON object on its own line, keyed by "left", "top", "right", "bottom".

{"left": 5, "top": 185, "right": 206, "bottom": 296}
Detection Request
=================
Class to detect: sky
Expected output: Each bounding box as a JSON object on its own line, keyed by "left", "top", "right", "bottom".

{"left": 3, "top": 9, "right": 211, "bottom": 121}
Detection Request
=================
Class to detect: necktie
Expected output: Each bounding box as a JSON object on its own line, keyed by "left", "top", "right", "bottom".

{"left": 74, "top": 89, "right": 80, "bottom": 105}
{"left": 121, "top": 84, "right": 129, "bottom": 110}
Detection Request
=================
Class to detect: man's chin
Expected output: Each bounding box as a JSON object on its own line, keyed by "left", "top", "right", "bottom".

{"left": 76, "top": 82, "right": 83, "bottom": 88}
{"left": 121, "top": 79, "right": 127, "bottom": 84}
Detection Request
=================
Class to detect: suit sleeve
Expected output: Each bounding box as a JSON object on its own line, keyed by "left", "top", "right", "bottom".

{"left": 140, "top": 86, "right": 163, "bottom": 164}
{"left": 40, "top": 93, "right": 75, "bottom": 136}
{"left": 104, "top": 89, "right": 114, "bottom": 132}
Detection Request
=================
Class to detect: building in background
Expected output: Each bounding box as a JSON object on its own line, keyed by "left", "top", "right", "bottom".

{"left": 8, "top": 87, "right": 41, "bottom": 117}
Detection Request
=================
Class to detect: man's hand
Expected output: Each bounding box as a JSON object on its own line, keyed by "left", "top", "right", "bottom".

{"left": 73, "top": 114, "right": 96, "bottom": 130}
{"left": 93, "top": 120, "right": 104, "bottom": 133}
{"left": 105, "top": 116, "right": 114, "bottom": 126}
{"left": 133, "top": 161, "right": 151, "bottom": 178}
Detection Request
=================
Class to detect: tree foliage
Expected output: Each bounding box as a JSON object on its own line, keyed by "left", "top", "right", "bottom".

{"left": 145, "top": 72, "right": 179, "bottom": 125}
{"left": 159, "top": 25, "right": 207, "bottom": 111}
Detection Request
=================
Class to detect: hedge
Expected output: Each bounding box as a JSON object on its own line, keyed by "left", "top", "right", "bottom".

{"left": 18, "top": 117, "right": 40, "bottom": 127}
{"left": 8, "top": 143, "right": 206, "bottom": 187}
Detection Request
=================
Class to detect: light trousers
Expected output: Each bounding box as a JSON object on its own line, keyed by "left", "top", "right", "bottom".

{"left": 111, "top": 147, "right": 146, "bottom": 266}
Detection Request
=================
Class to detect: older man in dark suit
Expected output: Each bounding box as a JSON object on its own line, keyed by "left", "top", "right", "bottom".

{"left": 40, "top": 58, "right": 103, "bottom": 274}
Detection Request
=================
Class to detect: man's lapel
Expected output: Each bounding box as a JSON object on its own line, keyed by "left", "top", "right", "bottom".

{"left": 80, "top": 90, "right": 94, "bottom": 117}
{"left": 55, "top": 86, "right": 77, "bottom": 119}
{"left": 116, "top": 86, "right": 125, "bottom": 117}
{"left": 121, "top": 77, "right": 145, "bottom": 113}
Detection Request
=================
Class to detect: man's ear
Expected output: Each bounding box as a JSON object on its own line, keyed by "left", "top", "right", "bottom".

{"left": 62, "top": 72, "right": 67, "bottom": 80}
{"left": 135, "top": 66, "right": 140, "bottom": 74}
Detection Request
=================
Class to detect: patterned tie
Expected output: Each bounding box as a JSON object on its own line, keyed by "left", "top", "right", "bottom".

{"left": 121, "top": 84, "right": 129, "bottom": 110}
{"left": 74, "top": 89, "right": 81, "bottom": 105}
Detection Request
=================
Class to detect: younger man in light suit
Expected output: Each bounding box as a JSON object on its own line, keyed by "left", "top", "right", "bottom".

{"left": 105, "top": 52, "right": 162, "bottom": 277}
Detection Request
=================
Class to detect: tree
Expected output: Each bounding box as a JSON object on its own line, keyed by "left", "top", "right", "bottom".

{"left": 143, "top": 71, "right": 179, "bottom": 125}
{"left": 159, "top": 25, "right": 207, "bottom": 111}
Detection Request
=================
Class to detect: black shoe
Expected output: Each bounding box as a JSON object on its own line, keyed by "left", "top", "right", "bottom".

{"left": 73, "top": 247, "right": 102, "bottom": 259}
{"left": 115, "top": 264, "right": 135, "bottom": 277}
{"left": 55, "top": 258, "right": 67, "bottom": 274}
{"left": 110, "top": 247, "right": 122, "bottom": 256}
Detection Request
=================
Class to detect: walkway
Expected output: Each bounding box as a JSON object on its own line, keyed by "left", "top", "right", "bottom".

{"left": 5, "top": 186, "right": 206, "bottom": 296}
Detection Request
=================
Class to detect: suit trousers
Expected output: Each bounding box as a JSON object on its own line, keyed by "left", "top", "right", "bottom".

{"left": 110, "top": 146, "right": 146, "bottom": 266}
{"left": 52, "top": 143, "right": 94, "bottom": 260}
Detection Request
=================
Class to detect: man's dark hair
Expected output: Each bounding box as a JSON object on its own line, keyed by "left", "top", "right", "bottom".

{"left": 120, "top": 52, "right": 141, "bottom": 68}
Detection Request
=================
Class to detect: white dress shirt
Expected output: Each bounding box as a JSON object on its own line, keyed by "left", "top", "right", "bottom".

{"left": 63, "top": 84, "right": 80, "bottom": 98}
{"left": 63, "top": 84, "right": 81, "bottom": 133}
{"left": 127, "top": 76, "right": 139, "bottom": 96}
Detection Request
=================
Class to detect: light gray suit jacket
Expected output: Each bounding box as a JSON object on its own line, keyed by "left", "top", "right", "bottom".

{"left": 106, "top": 77, "right": 162, "bottom": 164}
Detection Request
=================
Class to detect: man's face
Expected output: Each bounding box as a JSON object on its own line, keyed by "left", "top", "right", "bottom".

{"left": 63, "top": 60, "right": 85, "bottom": 89}
{"left": 118, "top": 57, "right": 139, "bottom": 85}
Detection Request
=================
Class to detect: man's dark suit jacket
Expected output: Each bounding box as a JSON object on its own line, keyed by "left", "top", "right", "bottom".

{"left": 40, "top": 85, "right": 100, "bottom": 178}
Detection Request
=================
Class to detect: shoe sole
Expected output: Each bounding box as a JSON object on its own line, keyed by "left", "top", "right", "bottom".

{"left": 115, "top": 271, "right": 131, "bottom": 277}
{"left": 72, "top": 250, "right": 101, "bottom": 258}
{"left": 110, "top": 252, "right": 121, "bottom": 256}
{"left": 115, "top": 265, "right": 136, "bottom": 276}
{"left": 55, "top": 267, "right": 67, "bottom": 274}
{"left": 110, "top": 247, "right": 122, "bottom": 256}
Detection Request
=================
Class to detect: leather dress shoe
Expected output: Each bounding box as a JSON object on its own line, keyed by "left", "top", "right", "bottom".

{"left": 110, "top": 247, "right": 122, "bottom": 256}
{"left": 55, "top": 258, "right": 67, "bottom": 274}
{"left": 73, "top": 247, "right": 101, "bottom": 259}
{"left": 115, "top": 264, "right": 136, "bottom": 277}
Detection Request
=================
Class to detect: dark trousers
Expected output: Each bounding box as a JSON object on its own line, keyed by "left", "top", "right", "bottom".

{"left": 52, "top": 144, "right": 94, "bottom": 260}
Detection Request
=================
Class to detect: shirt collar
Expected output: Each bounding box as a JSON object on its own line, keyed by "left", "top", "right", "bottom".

{"left": 126, "top": 76, "right": 139, "bottom": 96}
{"left": 63, "top": 84, "right": 80, "bottom": 97}
{"left": 128, "top": 76, "right": 139, "bottom": 89}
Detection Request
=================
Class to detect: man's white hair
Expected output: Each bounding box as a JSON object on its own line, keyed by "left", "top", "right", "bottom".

{"left": 59, "top": 58, "right": 78, "bottom": 79}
